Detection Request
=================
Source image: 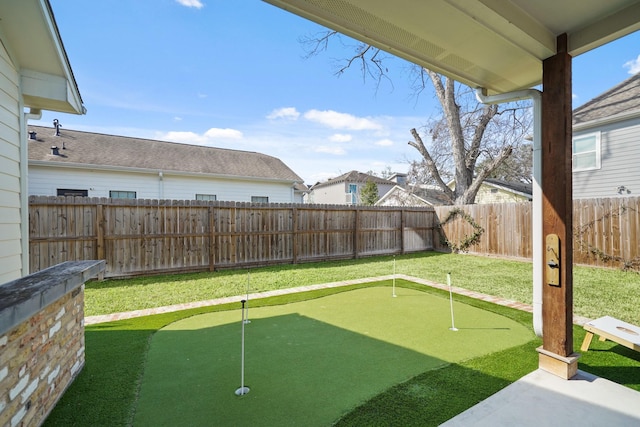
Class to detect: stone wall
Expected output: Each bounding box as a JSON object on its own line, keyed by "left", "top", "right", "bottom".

{"left": 0, "top": 261, "right": 104, "bottom": 427}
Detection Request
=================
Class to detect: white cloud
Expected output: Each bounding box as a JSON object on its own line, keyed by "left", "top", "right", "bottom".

{"left": 158, "top": 127, "right": 242, "bottom": 146}
{"left": 161, "top": 131, "right": 208, "bottom": 145}
{"left": 314, "top": 146, "right": 347, "bottom": 155}
{"left": 204, "top": 127, "right": 243, "bottom": 139}
{"left": 197, "top": 93, "right": 208, "bottom": 99}
{"left": 329, "top": 133, "right": 352, "bottom": 143}
{"left": 176, "top": 0, "right": 204, "bottom": 9}
{"left": 173, "top": 116, "right": 182, "bottom": 122}
{"left": 623, "top": 54, "right": 640, "bottom": 75}
{"left": 267, "top": 107, "right": 300, "bottom": 120}
{"left": 303, "top": 109, "right": 383, "bottom": 131}
{"left": 375, "top": 138, "right": 393, "bottom": 146}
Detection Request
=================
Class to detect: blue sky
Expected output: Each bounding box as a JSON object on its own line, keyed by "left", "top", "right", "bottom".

{"left": 36, "top": 0, "right": 640, "bottom": 185}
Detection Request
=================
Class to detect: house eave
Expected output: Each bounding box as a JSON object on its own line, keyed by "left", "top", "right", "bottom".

{"left": 1, "top": 0, "right": 85, "bottom": 115}
{"left": 573, "top": 108, "right": 640, "bottom": 132}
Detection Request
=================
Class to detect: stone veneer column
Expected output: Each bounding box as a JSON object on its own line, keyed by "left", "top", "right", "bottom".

{"left": 0, "top": 260, "right": 104, "bottom": 427}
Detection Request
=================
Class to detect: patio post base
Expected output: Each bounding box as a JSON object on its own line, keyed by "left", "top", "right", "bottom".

{"left": 537, "top": 346, "right": 580, "bottom": 379}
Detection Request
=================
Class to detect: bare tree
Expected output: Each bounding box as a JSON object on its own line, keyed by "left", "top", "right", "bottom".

{"left": 301, "top": 33, "right": 532, "bottom": 205}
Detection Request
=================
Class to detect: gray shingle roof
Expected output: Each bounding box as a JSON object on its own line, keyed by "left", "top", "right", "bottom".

{"left": 311, "top": 170, "right": 394, "bottom": 189}
{"left": 484, "top": 178, "right": 532, "bottom": 197}
{"left": 27, "top": 126, "right": 303, "bottom": 183}
{"left": 573, "top": 73, "right": 640, "bottom": 125}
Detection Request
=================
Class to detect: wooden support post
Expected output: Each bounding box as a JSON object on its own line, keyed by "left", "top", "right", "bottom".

{"left": 538, "top": 33, "right": 579, "bottom": 379}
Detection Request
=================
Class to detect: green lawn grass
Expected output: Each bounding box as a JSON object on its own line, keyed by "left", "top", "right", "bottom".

{"left": 133, "top": 285, "right": 532, "bottom": 426}
{"left": 86, "top": 252, "right": 640, "bottom": 325}
{"left": 44, "top": 277, "right": 640, "bottom": 427}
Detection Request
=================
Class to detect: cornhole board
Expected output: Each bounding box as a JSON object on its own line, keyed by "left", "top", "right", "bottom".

{"left": 581, "top": 315, "right": 640, "bottom": 352}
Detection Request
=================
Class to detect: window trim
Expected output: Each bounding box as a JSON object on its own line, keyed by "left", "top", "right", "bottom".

{"left": 196, "top": 194, "right": 217, "bottom": 201}
{"left": 572, "top": 132, "right": 601, "bottom": 172}
{"left": 57, "top": 188, "right": 88, "bottom": 197}
{"left": 251, "top": 196, "right": 269, "bottom": 203}
{"left": 109, "top": 190, "right": 137, "bottom": 199}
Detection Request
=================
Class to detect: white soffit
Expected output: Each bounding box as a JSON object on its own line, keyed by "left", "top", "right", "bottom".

{"left": 263, "top": 0, "right": 640, "bottom": 94}
{"left": 0, "top": 0, "right": 84, "bottom": 114}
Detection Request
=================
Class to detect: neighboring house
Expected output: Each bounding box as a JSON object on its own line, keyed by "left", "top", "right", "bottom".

{"left": 572, "top": 73, "right": 640, "bottom": 199}
{"left": 376, "top": 183, "right": 450, "bottom": 207}
{"left": 27, "top": 125, "right": 305, "bottom": 204}
{"left": 375, "top": 185, "right": 433, "bottom": 207}
{"left": 0, "top": 1, "right": 85, "bottom": 283}
{"left": 473, "top": 178, "right": 532, "bottom": 204}
{"left": 446, "top": 178, "right": 532, "bottom": 204}
{"left": 305, "top": 170, "right": 395, "bottom": 205}
{"left": 380, "top": 177, "right": 531, "bottom": 206}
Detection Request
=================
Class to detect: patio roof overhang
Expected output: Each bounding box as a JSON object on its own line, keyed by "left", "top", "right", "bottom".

{"left": 263, "top": 0, "right": 640, "bottom": 94}
{"left": 0, "top": 0, "right": 85, "bottom": 115}
{"left": 264, "top": 0, "right": 640, "bottom": 381}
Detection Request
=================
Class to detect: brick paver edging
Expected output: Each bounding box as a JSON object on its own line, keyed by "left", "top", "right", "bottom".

{"left": 84, "top": 274, "right": 591, "bottom": 326}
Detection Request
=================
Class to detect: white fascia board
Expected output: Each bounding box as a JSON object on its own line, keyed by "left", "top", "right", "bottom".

{"left": 21, "top": 69, "right": 84, "bottom": 114}
{"left": 28, "top": 161, "right": 300, "bottom": 184}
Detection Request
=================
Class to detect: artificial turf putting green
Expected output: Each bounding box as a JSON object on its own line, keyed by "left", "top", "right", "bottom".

{"left": 133, "top": 285, "right": 533, "bottom": 426}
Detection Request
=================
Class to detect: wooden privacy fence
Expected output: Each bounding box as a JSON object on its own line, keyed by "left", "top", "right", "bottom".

{"left": 434, "top": 196, "right": 640, "bottom": 270}
{"left": 29, "top": 197, "right": 436, "bottom": 278}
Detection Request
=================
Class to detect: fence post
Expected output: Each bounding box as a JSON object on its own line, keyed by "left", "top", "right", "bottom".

{"left": 353, "top": 207, "right": 360, "bottom": 259}
{"left": 400, "top": 209, "right": 406, "bottom": 254}
{"left": 292, "top": 207, "right": 298, "bottom": 264}
{"left": 208, "top": 206, "right": 215, "bottom": 272}
{"left": 96, "top": 203, "right": 105, "bottom": 261}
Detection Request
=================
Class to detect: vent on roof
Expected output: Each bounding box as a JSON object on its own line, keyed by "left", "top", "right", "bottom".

{"left": 53, "top": 119, "right": 62, "bottom": 136}
{"left": 28, "top": 131, "right": 37, "bottom": 140}
{"left": 50, "top": 146, "right": 60, "bottom": 156}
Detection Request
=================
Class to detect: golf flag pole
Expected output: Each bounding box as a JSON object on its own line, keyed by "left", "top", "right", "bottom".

{"left": 447, "top": 273, "right": 458, "bottom": 331}
{"left": 392, "top": 256, "right": 397, "bottom": 297}
{"left": 244, "top": 271, "right": 251, "bottom": 324}
{"left": 235, "top": 299, "right": 250, "bottom": 396}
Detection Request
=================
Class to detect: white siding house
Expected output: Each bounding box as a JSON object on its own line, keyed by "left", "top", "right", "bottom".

{"left": 28, "top": 126, "right": 305, "bottom": 203}
{"left": 473, "top": 179, "right": 532, "bottom": 204}
{"left": 572, "top": 73, "right": 640, "bottom": 199}
{"left": 305, "top": 170, "right": 395, "bottom": 205}
{"left": 0, "top": 1, "right": 85, "bottom": 284}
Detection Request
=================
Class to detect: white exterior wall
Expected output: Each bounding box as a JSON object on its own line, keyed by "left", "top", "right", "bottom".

{"left": 309, "top": 181, "right": 396, "bottom": 205}
{"left": 573, "top": 117, "right": 640, "bottom": 199}
{"left": 0, "top": 41, "right": 23, "bottom": 284}
{"left": 308, "top": 182, "right": 350, "bottom": 204}
{"left": 475, "top": 186, "right": 529, "bottom": 204}
{"left": 28, "top": 166, "right": 297, "bottom": 203}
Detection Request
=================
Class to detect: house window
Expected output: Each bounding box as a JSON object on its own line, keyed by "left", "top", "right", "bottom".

{"left": 251, "top": 196, "right": 269, "bottom": 203}
{"left": 346, "top": 184, "right": 358, "bottom": 204}
{"left": 196, "top": 194, "right": 217, "bottom": 201}
{"left": 110, "top": 190, "right": 136, "bottom": 199}
{"left": 572, "top": 133, "right": 601, "bottom": 171}
{"left": 57, "top": 189, "right": 88, "bottom": 197}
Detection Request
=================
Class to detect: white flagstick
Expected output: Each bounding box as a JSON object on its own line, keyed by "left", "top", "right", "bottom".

{"left": 235, "top": 300, "right": 250, "bottom": 396}
{"left": 244, "top": 271, "right": 251, "bottom": 324}
{"left": 447, "top": 273, "right": 458, "bottom": 331}
{"left": 392, "top": 256, "right": 397, "bottom": 297}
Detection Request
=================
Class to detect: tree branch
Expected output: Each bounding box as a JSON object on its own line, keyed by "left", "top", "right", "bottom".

{"left": 466, "top": 104, "right": 498, "bottom": 170}
{"left": 408, "top": 128, "right": 455, "bottom": 203}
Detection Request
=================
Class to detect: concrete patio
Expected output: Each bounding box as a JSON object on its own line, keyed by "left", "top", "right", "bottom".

{"left": 442, "top": 368, "right": 640, "bottom": 426}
